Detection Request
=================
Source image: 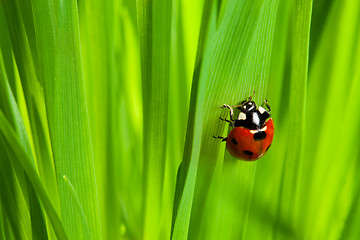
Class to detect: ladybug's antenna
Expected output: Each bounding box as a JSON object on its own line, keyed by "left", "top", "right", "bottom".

{"left": 248, "top": 91, "right": 255, "bottom": 101}
{"left": 232, "top": 91, "right": 256, "bottom": 108}
{"left": 264, "top": 99, "right": 271, "bottom": 111}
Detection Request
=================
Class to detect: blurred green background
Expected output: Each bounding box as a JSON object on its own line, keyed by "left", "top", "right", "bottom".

{"left": 1, "top": 0, "right": 360, "bottom": 239}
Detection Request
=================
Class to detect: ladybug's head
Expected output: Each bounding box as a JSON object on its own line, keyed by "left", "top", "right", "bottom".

{"left": 238, "top": 100, "right": 257, "bottom": 113}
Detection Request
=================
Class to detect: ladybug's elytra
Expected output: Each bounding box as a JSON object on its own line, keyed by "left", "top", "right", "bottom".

{"left": 214, "top": 92, "right": 274, "bottom": 161}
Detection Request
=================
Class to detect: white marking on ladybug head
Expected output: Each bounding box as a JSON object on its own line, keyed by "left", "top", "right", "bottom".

{"left": 238, "top": 112, "right": 246, "bottom": 120}
{"left": 259, "top": 106, "right": 266, "bottom": 114}
{"left": 250, "top": 126, "right": 267, "bottom": 134}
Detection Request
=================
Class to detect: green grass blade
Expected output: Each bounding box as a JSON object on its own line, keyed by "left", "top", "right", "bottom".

{"left": 162, "top": 0, "right": 196, "bottom": 237}
{"left": 2, "top": 0, "right": 360, "bottom": 238}
{"left": 38, "top": 0, "right": 102, "bottom": 238}
{"left": 0, "top": 0, "right": 44, "bottom": 161}
{"left": 78, "top": 1, "right": 114, "bottom": 238}
{"left": 27, "top": 182, "right": 48, "bottom": 240}
{"left": 79, "top": 1, "right": 144, "bottom": 238}
{"left": 0, "top": 31, "right": 48, "bottom": 240}
{"left": 187, "top": 0, "right": 265, "bottom": 238}
{"left": 0, "top": 112, "right": 68, "bottom": 240}
{"left": 0, "top": 6, "right": 15, "bottom": 92}
{"left": 275, "top": 0, "right": 313, "bottom": 235}
{"left": 245, "top": 0, "right": 291, "bottom": 238}
{"left": 340, "top": 154, "right": 360, "bottom": 240}
{"left": 211, "top": 1, "right": 279, "bottom": 239}
{"left": 300, "top": 0, "right": 360, "bottom": 238}
{"left": 30, "top": 0, "right": 60, "bottom": 222}
{"left": 0, "top": 143, "right": 31, "bottom": 240}
{"left": 172, "top": 0, "right": 268, "bottom": 238}
{"left": 111, "top": 6, "right": 143, "bottom": 240}
{"left": 137, "top": 0, "right": 172, "bottom": 238}
{"left": 337, "top": 20, "right": 360, "bottom": 239}
{"left": 0, "top": 2, "right": 59, "bottom": 238}
{"left": 0, "top": 205, "right": 5, "bottom": 239}
{"left": 171, "top": 0, "right": 215, "bottom": 236}
{"left": 62, "top": 175, "right": 91, "bottom": 239}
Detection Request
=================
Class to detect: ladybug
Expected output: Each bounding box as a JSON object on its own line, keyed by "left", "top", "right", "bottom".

{"left": 214, "top": 92, "right": 274, "bottom": 161}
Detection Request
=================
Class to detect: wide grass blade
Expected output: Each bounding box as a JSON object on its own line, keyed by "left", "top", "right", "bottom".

{"left": 38, "top": 0, "right": 102, "bottom": 238}
{"left": 78, "top": 0, "right": 119, "bottom": 238}
{"left": 187, "top": 1, "right": 265, "bottom": 238}
{"left": 137, "top": 0, "right": 172, "bottom": 238}
{"left": 245, "top": 0, "right": 291, "bottom": 238}
{"left": 275, "top": 0, "right": 313, "bottom": 235}
{"left": 299, "top": 0, "right": 360, "bottom": 238}
{"left": 172, "top": 0, "right": 271, "bottom": 238}
{"left": 211, "top": 1, "right": 279, "bottom": 239}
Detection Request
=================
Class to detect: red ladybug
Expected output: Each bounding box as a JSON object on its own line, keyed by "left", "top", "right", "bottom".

{"left": 214, "top": 92, "right": 274, "bottom": 161}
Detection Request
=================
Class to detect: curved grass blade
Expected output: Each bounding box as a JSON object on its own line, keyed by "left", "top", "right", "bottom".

{"left": 0, "top": 34, "right": 49, "bottom": 240}
{"left": 0, "top": 112, "right": 68, "bottom": 240}
{"left": 0, "top": 141, "right": 31, "bottom": 240}
{"left": 62, "top": 175, "right": 91, "bottom": 239}
{"left": 0, "top": 2, "right": 60, "bottom": 238}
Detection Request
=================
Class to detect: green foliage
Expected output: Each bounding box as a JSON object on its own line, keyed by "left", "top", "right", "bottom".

{"left": 1, "top": 0, "right": 360, "bottom": 239}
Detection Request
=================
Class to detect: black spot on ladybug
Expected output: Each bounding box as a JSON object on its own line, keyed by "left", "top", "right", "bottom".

{"left": 231, "top": 138, "right": 238, "bottom": 145}
{"left": 253, "top": 131, "right": 266, "bottom": 141}
{"left": 266, "top": 144, "right": 271, "bottom": 152}
{"left": 243, "top": 151, "right": 254, "bottom": 156}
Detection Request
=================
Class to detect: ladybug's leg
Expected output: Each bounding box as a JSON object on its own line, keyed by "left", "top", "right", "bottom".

{"left": 220, "top": 116, "right": 233, "bottom": 123}
{"left": 219, "top": 117, "right": 235, "bottom": 128}
{"left": 213, "top": 135, "right": 227, "bottom": 142}
{"left": 220, "top": 104, "right": 234, "bottom": 120}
